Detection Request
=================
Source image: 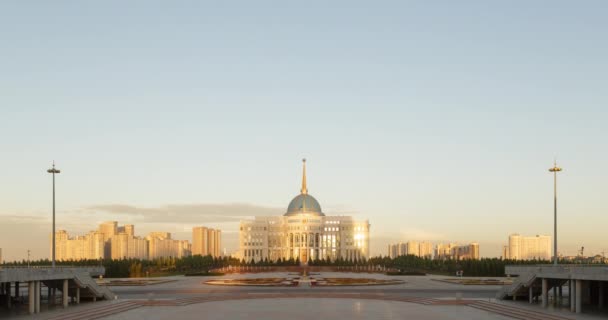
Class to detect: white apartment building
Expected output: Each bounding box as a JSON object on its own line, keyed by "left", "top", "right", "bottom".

{"left": 503, "top": 234, "right": 551, "bottom": 260}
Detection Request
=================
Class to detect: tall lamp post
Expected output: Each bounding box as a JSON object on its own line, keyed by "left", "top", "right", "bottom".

{"left": 549, "top": 161, "right": 562, "bottom": 265}
{"left": 47, "top": 162, "right": 60, "bottom": 268}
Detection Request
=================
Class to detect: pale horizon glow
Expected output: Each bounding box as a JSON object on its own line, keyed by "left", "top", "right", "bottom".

{"left": 1, "top": 1, "right": 607, "bottom": 261}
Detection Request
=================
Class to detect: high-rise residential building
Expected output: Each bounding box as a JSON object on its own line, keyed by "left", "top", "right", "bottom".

{"left": 453, "top": 243, "right": 480, "bottom": 260}
{"left": 52, "top": 230, "right": 105, "bottom": 261}
{"left": 99, "top": 221, "right": 118, "bottom": 237}
{"left": 239, "top": 160, "right": 370, "bottom": 263}
{"left": 419, "top": 241, "right": 434, "bottom": 259}
{"left": 193, "top": 226, "right": 209, "bottom": 256}
{"left": 388, "top": 244, "right": 398, "bottom": 258}
{"left": 192, "top": 227, "right": 222, "bottom": 257}
{"left": 406, "top": 241, "right": 420, "bottom": 256}
{"left": 111, "top": 232, "right": 148, "bottom": 260}
{"left": 504, "top": 234, "right": 551, "bottom": 260}
{"left": 177, "top": 240, "right": 192, "bottom": 258}
{"left": 388, "top": 243, "right": 409, "bottom": 258}
{"left": 52, "top": 222, "right": 191, "bottom": 261}
{"left": 435, "top": 243, "right": 458, "bottom": 259}
{"left": 215, "top": 230, "right": 221, "bottom": 257}
{"left": 388, "top": 241, "right": 435, "bottom": 259}
{"left": 147, "top": 232, "right": 192, "bottom": 259}
{"left": 98, "top": 221, "right": 118, "bottom": 258}
{"left": 435, "top": 243, "right": 479, "bottom": 260}
{"left": 124, "top": 224, "right": 135, "bottom": 236}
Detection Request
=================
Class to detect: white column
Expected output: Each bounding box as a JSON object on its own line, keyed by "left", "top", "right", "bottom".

{"left": 76, "top": 287, "right": 80, "bottom": 304}
{"left": 34, "top": 281, "right": 40, "bottom": 314}
{"left": 62, "top": 279, "right": 68, "bottom": 308}
{"left": 542, "top": 278, "right": 548, "bottom": 308}
{"left": 570, "top": 279, "right": 576, "bottom": 312}
{"left": 576, "top": 280, "right": 582, "bottom": 314}
{"left": 529, "top": 286, "right": 534, "bottom": 303}
{"left": 28, "top": 282, "right": 35, "bottom": 314}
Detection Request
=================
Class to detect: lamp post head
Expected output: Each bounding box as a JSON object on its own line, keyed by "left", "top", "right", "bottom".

{"left": 549, "top": 160, "right": 562, "bottom": 173}
{"left": 47, "top": 162, "right": 61, "bottom": 174}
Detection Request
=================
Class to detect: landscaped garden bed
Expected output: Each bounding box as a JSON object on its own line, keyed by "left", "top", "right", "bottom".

{"left": 205, "top": 277, "right": 299, "bottom": 286}
{"left": 311, "top": 277, "right": 404, "bottom": 286}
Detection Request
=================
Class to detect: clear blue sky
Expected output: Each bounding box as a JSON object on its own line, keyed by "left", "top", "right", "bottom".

{"left": 1, "top": 1, "right": 607, "bottom": 261}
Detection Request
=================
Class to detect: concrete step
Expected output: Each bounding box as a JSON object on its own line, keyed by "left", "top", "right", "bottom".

{"left": 46, "top": 301, "right": 139, "bottom": 320}
{"left": 470, "top": 301, "right": 574, "bottom": 320}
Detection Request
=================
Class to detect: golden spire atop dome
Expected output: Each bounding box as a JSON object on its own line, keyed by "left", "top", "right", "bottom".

{"left": 301, "top": 158, "right": 308, "bottom": 195}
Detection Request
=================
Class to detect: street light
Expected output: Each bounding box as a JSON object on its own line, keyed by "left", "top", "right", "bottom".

{"left": 549, "top": 160, "right": 562, "bottom": 265}
{"left": 47, "top": 162, "right": 60, "bottom": 268}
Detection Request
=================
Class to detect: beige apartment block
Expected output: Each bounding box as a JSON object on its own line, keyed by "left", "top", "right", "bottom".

{"left": 192, "top": 227, "right": 222, "bottom": 257}
{"left": 111, "top": 232, "right": 148, "bottom": 260}
{"left": 453, "top": 242, "right": 480, "bottom": 260}
{"left": 51, "top": 230, "right": 105, "bottom": 261}
{"left": 504, "top": 234, "right": 551, "bottom": 260}
{"left": 388, "top": 241, "right": 435, "bottom": 259}
{"left": 147, "top": 232, "right": 191, "bottom": 259}
{"left": 52, "top": 221, "right": 192, "bottom": 261}
{"left": 388, "top": 242, "right": 480, "bottom": 260}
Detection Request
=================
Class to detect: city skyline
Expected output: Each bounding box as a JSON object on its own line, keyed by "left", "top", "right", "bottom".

{"left": 0, "top": 158, "right": 605, "bottom": 262}
{"left": 2, "top": 1, "right": 607, "bottom": 262}
{"left": 49, "top": 221, "right": 222, "bottom": 262}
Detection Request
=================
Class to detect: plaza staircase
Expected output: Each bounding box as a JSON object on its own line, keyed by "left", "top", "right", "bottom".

{"left": 72, "top": 272, "right": 116, "bottom": 300}
{"left": 497, "top": 272, "right": 570, "bottom": 303}
{"left": 496, "top": 271, "right": 537, "bottom": 299}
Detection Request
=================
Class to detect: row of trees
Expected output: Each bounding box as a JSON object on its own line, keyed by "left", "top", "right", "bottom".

{"left": 5, "top": 255, "right": 599, "bottom": 278}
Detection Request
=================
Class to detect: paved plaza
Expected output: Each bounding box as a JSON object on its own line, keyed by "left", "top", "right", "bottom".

{"left": 108, "top": 272, "right": 503, "bottom": 300}
{"left": 104, "top": 298, "right": 512, "bottom": 320}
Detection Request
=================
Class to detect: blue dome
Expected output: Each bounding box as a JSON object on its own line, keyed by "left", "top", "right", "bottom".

{"left": 285, "top": 194, "right": 324, "bottom": 216}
